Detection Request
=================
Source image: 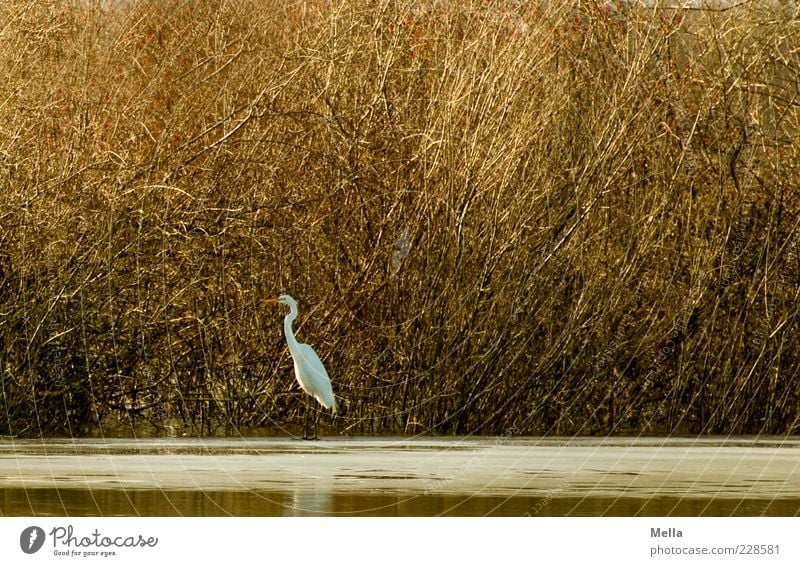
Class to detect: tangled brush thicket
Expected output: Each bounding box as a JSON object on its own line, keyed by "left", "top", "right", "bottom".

{"left": 1, "top": 0, "right": 798, "bottom": 437}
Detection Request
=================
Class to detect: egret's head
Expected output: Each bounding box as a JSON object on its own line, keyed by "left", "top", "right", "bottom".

{"left": 269, "top": 294, "right": 297, "bottom": 311}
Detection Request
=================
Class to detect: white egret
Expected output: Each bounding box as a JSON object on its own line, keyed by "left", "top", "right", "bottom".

{"left": 267, "top": 294, "right": 337, "bottom": 439}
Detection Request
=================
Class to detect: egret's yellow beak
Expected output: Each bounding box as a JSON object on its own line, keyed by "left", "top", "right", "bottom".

{"left": 265, "top": 297, "right": 279, "bottom": 304}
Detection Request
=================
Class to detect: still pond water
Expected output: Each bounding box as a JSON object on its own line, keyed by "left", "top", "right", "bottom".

{"left": 1, "top": 437, "right": 798, "bottom": 516}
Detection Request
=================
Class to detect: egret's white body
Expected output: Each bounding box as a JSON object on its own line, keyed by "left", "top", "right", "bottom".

{"left": 271, "top": 294, "right": 337, "bottom": 438}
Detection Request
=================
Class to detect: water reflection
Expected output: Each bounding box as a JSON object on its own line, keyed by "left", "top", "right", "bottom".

{"left": 2, "top": 488, "right": 799, "bottom": 517}
{"left": 285, "top": 482, "right": 334, "bottom": 516}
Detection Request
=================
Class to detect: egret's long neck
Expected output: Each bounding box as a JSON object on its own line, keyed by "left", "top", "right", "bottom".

{"left": 283, "top": 304, "right": 301, "bottom": 354}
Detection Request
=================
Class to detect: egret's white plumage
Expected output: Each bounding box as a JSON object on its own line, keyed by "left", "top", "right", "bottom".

{"left": 270, "top": 294, "right": 337, "bottom": 438}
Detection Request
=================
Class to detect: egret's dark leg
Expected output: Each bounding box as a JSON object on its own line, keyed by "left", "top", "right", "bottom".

{"left": 303, "top": 397, "right": 310, "bottom": 440}
{"left": 312, "top": 409, "right": 319, "bottom": 440}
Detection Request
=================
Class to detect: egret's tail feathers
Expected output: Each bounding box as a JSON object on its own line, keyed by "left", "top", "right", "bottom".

{"left": 315, "top": 392, "right": 338, "bottom": 415}
{"left": 324, "top": 395, "right": 338, "bottom": 415}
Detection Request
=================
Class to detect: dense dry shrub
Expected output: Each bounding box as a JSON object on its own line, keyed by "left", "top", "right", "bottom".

{"left": 0, "top": 0, "right": 798, "bottom": 437}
